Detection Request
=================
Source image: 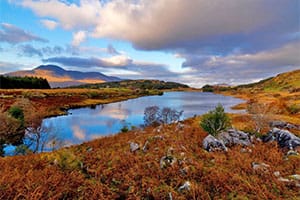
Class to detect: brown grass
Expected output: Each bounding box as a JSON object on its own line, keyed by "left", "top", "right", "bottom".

{"left": 0, "top": 116, "right": 299, "bottom": 199}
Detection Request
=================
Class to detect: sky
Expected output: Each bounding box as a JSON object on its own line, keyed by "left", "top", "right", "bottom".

{"left": 0, "top": 0, "right": 299, "bottom": 87}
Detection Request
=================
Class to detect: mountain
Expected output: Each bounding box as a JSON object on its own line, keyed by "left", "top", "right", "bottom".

{"left": 235, "top": 69, "right": 300, "bottom": 92}
{"left": 5, "top": 65, "right": 121, "bottom": 88}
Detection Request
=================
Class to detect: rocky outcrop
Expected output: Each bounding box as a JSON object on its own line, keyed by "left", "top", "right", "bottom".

{"left": 263, "top": 128, "right": 300, "bottom": 150}
{"left": 218, "top": 129, "right": 251, "bottom": 147}
{"left": 202, "top": 135, "right": 227, "bottom": 152}
{"left": 269, "top": 121, "right": 300, "bottom": 130}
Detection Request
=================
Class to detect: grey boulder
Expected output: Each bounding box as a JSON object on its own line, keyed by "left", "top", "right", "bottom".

{"left": 202, "top": 135, "right": 227, "bottom": 152}
{"left": 218, "top": 129, "right": 251, "bottom": 147}
{"left": 263, "top": 128, "right": 300, "bottom": 150}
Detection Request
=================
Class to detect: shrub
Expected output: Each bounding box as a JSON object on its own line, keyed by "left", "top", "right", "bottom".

{"left": 200, "top": 104, "right": 231, "bottom": 136}
{"left": 8, "top": 106, "right": 24, "bottom": 121}
{"left": 144, "top": 106, "right": 183, "bottom": 126}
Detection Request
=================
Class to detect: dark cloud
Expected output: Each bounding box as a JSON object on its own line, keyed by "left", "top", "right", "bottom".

{"left": 179, "top": 42, "right": 300, "bottom": 86}
{"left": 17, "top": 45, "right": 65, "bottom": 57}
{"left": 0, "top": 23, "right": 48, "bottom": 44}
{"left": 107, "top": 44, "right": 120, "bottom": 55}
{"left": 42, "top": 56, "right": 179, "bottom": 80}
{"left": 18, "top": 44, "right": 43, "bottom": 57}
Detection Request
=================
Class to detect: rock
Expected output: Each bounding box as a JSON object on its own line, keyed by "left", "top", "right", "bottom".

{"left": 179, "top": 166, "right": 189, "bottom": 176}
{"left": 142, "top": 141, "right": 149, "bottom": 152}
{"left": 263, "top": 128, "right": 300, "bottom": 150}
{"left": 178, "top": 181, "right": 191, "bottom": 192}
{"left": 252, "top": 162, "right": 270, "bottom": 172}
{"left": 274, "top": 171, "right": 281, "bottom": 177}
{"left": 130, "top": 142, "right": 140, "bottom": 152}
{"left": 269, "top": 121, "right": 299, "bottom": 130}
{"left": 160, "top": 155, "right": 177, "bottom": 169}
{"left": 286, "top": 150, "right": 299, "bottom": 156}
{"left": 289, "top": 174, "right": 300, "bottom": 181}
{"left": 168, "top": 192, "right": 173, "bottom": 200}
{"left": 278, "top": 177, "right": 292, "bottom": 183}
{"left": 218, "top": 129, "right": 251, "bottom": 147}
{"left": 202, "top": 135, "right": 227, "bottom": 152}
{"left": 153, "top": 135, "right": 164, "bottom": 140}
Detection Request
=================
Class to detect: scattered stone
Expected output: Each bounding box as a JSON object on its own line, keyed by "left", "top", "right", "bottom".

{"left": 168, "top": 192, "right": 173, "bottom": 200}
{"left": 130, "top": 142, "right": 140, "bottom": 152}
{"left": 160, "top": 155, "right": 177, "bottom": 169}
{"left": 153, "top": 135, "right": 164, "bottom": 140}
{"left": 179, "top": 166, "right": 189, "bottom": 176}
{"left": 142, "top": 141, "right": 149, "bottom": 152}
{"left": 167, "top": 147, "right": 175, "bottom": 156}
{"left": 289, "top": 174, "right": 300, "bottom": 181}
{"left": 274, "top": 171, "right": 281, "bottom": 177}
{"left": 286, "top": 150, "right": 299, "bottom": 156}
{"left": 86, "top": 147, "right": 93, "bottom": 152}
{"left": 252, "top": 162, "right": 270, "bottom": 172}
{"left": 178, "top": 181, "right": 191, "bottom": 192}
{"left": 202, "top": 135, "right": 227, "bottom": 152}
{"left": 263, "top": 128, "right": 300, "bottom": 150}
{"left": 175, "top": 123, "right": 185, "bottom": 132}
{"left": 240, "top": 148, "right": 252, "bottom": 153}
{"left": 278, "top": 177, "right": 292, "bottom": 183}
{"left": 218, "top": 129, "right": 251, "bottom": 147}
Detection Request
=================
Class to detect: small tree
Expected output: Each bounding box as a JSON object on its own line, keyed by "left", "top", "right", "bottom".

{"left": 200, "top": 104, "right": 231, "bottom": 136}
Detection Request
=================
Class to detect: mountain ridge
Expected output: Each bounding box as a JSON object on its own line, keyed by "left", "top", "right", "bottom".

{"left": 5, "top": 65, "right": 121, "bottom": 88}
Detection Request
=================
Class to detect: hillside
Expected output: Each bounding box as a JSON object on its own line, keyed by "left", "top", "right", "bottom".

{"left": 5, "top": 65, "right": 121, "bottom": 88}
{"left": 234, "top": 70, "right": 300, "bottom": 92}
{"left": 72, "top": 79, "right": 190, "bottom": 90}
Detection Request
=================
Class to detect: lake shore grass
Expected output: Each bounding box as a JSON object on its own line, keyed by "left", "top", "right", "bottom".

{"left": 0, "top": 83, "right": 299, "bottom": 198}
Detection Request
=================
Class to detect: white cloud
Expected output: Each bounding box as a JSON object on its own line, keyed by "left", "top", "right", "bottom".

{"left": 21, "top": 0, "right": 100, "bottom": 30}
{"left": 40, "top": 19, "right": 58, "bottom": 30}
{"left": 72, "top": 31, "right": 87, "bottom": 46}
{"left": 72, "top": 125, "right": 86, "bottom": 140}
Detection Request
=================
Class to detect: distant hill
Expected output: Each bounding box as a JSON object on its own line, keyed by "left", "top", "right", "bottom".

{"left": 5, "top": 65, "right": 121, "bottom": 88}
{"left": 235, "top": 69, "right": 300, "bottom": 92}
{"left": 71, "top": 79, "right": 190, "bottom": 90}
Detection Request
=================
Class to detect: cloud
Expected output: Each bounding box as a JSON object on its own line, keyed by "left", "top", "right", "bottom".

{"left": 107, "top": 44, "right": 120, "bottom": 55}
{"left": 40, "top": 19, "right": 58, "bottom": 30}
{"left": 72, "top": 125, "right": 86, "bottom": 140}
{"left": 72, "top": 30, "right": 87, "bottom": 46}
{"left": 0, "top": 61, "right": 23, "bottom": 73}
{"left": 17, "top": 44, "right": 64, "bottom": 57}
{"left": 18, "top": 44, "right": 43, "bottom": 57}
{"left": 20, "top": 0, "right": 101, "bottom": 30}
{"left": 179, "top": 42, "right": 300, "bottom": 86}
{"left": 18, "top": 0, "right": 298, "bottom": 53}
{"left": 0, "top": 23, "right": 48, "bottom": 44}
{"left": 90, "top": 0, "right": 298, "bottom": 53}
{"left": 42, "top": 55, "right": 179, "bottom": 80}
{"left": 43, "top": 55, "right": 132, "bottom": 68}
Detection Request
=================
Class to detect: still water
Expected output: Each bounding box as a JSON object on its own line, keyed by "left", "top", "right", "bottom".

{"left": 41, "top": 92, "right": 244, "bottom": 146}
{"left": 5, "top": 92, "right": 244, "bottom": 154}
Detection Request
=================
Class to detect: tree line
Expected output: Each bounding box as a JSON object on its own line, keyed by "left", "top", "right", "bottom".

{"left": 0, "top": 76, "right": 50, "bottom": 89}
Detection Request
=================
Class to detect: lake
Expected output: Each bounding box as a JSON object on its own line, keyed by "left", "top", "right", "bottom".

{"left": 5, "top": 92, "right": 245, "bottom": 154}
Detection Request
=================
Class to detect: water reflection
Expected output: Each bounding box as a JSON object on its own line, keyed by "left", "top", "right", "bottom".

{"left": 41, "top": 92, "right": 244, "bottom": 147}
